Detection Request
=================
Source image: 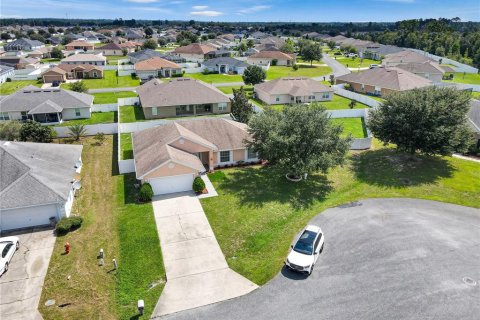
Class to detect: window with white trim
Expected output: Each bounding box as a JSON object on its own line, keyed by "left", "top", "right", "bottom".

{"left": 219, "top": 150, "right": 231, "bottom": 163}
{"left": 247, "top": 148, "right": 257, "bottom": 159}
{"left": 152, "top": 107, "right": 158, "bottom": 116}
{"left": 0, "top": 112, "right": 10, "bottom": 120}
{"left": 218, "top": 102, "right": 227, "bottom": 111}
{"left": 75, "top": 108, "right": 81, "bottom": 117}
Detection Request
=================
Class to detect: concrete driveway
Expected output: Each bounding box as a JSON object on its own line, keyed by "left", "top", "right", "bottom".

{"left": 0, "top": 228, "right": 56, "bottom": 320}
{"left": 150, "top": 192, "right": 257, "bottom": 317}
{"left": 164, "top": 198, "right": 480, "bottom": 320}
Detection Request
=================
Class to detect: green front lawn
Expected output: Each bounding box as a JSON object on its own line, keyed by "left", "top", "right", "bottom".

{"left": 335, "top": 57, "right": 381, "bottom": 69}
{"left": 93, "top": 91, "right": 137, "bottom": 104}
{"left": 217, "top": 85, "right": 253, "bottom": 94}
{"left": 119, "top": 105, "right": 145, "bottom": 123}
{"left": 266, "top": 65, "right": 332, "bottom": 80}
{"left": 81, "top": 70, "right": 140, "bottom": 89}
{"left": 40, "top": 58, "right": 61, "bottom": 63}
{"left": 331, "top": 117, "right": 368, "bottom": 138}
{"left": 57, "top": 111, "right": 117, "bottom": 126}
{"left": 120, "top": 133, "right": 133, "bottom": 160}
{"left": 443, "top": 72, "right": 480, "bottom": 85}
{"left": 185, "top": 73, "right": 244, "bottom": 83}
{"left": 40, "top": 136, "right": 165, "bottom": 320}
{"left": 202, "top": 147, "right": 480, "bottom": 285}
{"left": 0, "top": 80, "right": 42, "bottom": 95}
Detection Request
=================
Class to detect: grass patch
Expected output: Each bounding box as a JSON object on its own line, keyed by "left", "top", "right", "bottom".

{"left": 217, "top": 85, "right": 253, "bottom": 94}
{"left": 335, "top": 57, "right": 380, "bottom": 69}
{"left": 185, "top": 73, "right": 243, "bottom": 83}
{"left": 40, "top": 58, "right": 61, "bottom": 63}
{"left": 266, "top": 65, "right": 332, "bottom": 80}
{"left": 81, "top": 70, "right": 140, "bottom": 89}
{"left": 120, "top": 133, "right": 133, "bottom": 160}
{"left": 201, "top": 146, "right": 480, "bottom": 285}
{"left": 331, "top": 117, "right": 368, "bottom": 138}
{"left": 0, "top": 80, "right": 42, "bottom": 95}
{"left": 57, "top": 111, "right": 117, "bottom": 126}
{"left": 93, "top": 91, "right": 137, "bottom": 104}
{"left": 39, "top": 136, "right": 165, "bottom": 320}
{"left": 264, "top": 94, "right": 368, "bottom": 111}
{"left": 119, "top": 105, "right": 145, "bottom": 123}
{"left": 443, "top": 73, "right": 480, "bottom": 85}
{"left": 106, "top": 55, "right": 127, "bottom": 65}
{"left": 471, "top": 92, "right": 480, "bottom": 100}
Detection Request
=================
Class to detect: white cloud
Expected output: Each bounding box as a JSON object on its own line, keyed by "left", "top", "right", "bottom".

{"left": 132, "top": 6, "right": 172, "bottom": 13}
{"left": 238, "top": 5, "right": 271, "bottom": 14}
{"left": 190, "top": 10, "right": 223, "bottom": 17}
{"left": 124, "top": 0, "right": 159, "bottom": 3}
{"left": 192, "top": 5, "right": 208, "bottom": 10}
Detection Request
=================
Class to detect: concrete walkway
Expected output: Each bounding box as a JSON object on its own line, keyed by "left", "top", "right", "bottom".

{"left": 151, "top": 192, "right": 257, "bottom": 317}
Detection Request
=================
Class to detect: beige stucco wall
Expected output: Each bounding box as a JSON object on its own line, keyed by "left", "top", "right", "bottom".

{"left": 62, "top": 107, "right": 92, "bottom": 120}
{"left": 143, "top": 161, "right": 198, "bottom": 180}
{"left": 255, "top": 88, "right": 333, "bottom": 105}
{"left": 233, "top": 149, "right": 245, "bottom": 162}
{"left": 247, "top": 57, "right": 293, "bottom": 66}
{"left": 336, "top": 80, "right": 396, "bottom": 97}
{"left": 143, "top": 102, "right": 230, "bottom": 119}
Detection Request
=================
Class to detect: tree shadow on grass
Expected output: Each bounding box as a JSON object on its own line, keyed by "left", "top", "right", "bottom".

{"left": 350, "top": 148, "right": 455, "bottom": 187}
{"left": 214, "top": 166, "right": 333, "bottom": 210}
{"left": 111, "top": 134, "right": 120, "bottom": 176}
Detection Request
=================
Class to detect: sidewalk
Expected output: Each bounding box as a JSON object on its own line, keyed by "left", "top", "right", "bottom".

{"left": 151, "top": 192, "right": 257, "bottom": 317}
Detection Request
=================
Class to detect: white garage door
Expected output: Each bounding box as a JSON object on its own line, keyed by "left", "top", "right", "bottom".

{"left": 149, "top": 174, "right": 194, "bottom": 195}
{"left": 0, "top": 204, "right": 58, "bottom": 232}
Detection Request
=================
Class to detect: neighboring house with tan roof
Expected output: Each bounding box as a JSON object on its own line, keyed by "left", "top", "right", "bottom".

{"left": 0, "top": 56, "right": 40, "bottom": 69}
{"left": 41, "top": 64, "right": 103, "bottom": 83}
{"left": 382, "top": 50, "right": 433, "bottom": 67}
{"left": 395, "top": 61, "right": 446, "bottom": 83}
{"left": 336, "top": 67, "right": 433, "bottom": 97}
{"left": 173, "top": 43, "right": 217, "bottom": 62}
{"left": 61, "top": 53, "right": 106, "bottom": 66}
{"left": 119, "top": 41, "right": 142, "bottom": 52}
{"left": 247, "top": 51, "right": 296, "bottom": 66}
{"left": 64, "top": 40, "right": 95, "bottom": 51}
{"left": 132, "top": 118, "right": 258, "bottom": 195}
{"left": 134, "top": 57, "right": 182, "bottom": 80}
{"left": 254, "top": 77, "right": 334, "bottom": 105}
{"left": 0, "top": 86, "right": 93, "bottom": 124}
{"left": 96, "top": 42, "right": 124, "bottom": 56}
{"left": 27, "top": 46, "right": 52, "bottom": 59}
{"left": 137, "top": 78, "right": 231, "bottom": 119}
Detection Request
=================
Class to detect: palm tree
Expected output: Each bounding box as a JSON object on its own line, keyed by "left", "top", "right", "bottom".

{"left": 68, "top": 124, "right": 87, "bottom": 141}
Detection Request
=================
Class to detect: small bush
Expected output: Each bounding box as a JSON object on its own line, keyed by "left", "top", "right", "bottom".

{"left": 192, "top": 176, "right": 206, "bottom": 193}
{"left": 55, "top": 216, "right": 83, "bottom": 234}
{"left": 6, "top": 78, "right": 12, "bottom": 82}
{"left": 171, "top": 73, "right": 183, "bottom": 78}
{"left": 292, "top": 64, "right": 299, "bottom": 71}
{"left": 139, "top": 183, "right": 154, "bottom": 202}
{"left": 69, "top": 216, "right": 84, "bottom": 229}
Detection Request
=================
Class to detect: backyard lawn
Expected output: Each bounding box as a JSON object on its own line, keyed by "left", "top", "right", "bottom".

{"left": 443, "top": 72, "right": 480, "bottom": 85}
{"left": 106, "top": 55, "right": 127, "bottom": 65}
{"left": 266, "top": 65, "right": 332, "bottom": 80}
{"left": 119, "top": 105, "right": 145, "bottom": 123}
{"left": 335, "top": 56, "right": 381, "bottom": 69}
{"left": 264, "top": 94, "right": 368, "bottom": 111}
{"left": 39, "top": 136, "right": 165, "bottom": 320}
{"left": 218, "top": 85, "right": 253, "bottom": 94}
{"left": 331, "top": 117, "right": 368, "bottom": 138}
{"left": 185, "top": 73, "right": 243, "bottom": 83}
{"left": 201, "top": 145, "right": 480, "bottom": 285}
{"left": 81, "top": 70, "right": 140, "bottom": 89}
{"left": 57, "top": 111, "right": 117, "bottom": 126}
{"left": 120, "top": 133, "right": 133, "bottom": 160}
{"left": 40, "top": 58, "right": 61, "bottom": 63}
{"left": 93, "top": 91, "right": 137, "bottom": 104}
{"left": 0, "top": 80, "right": 42, "bottom": 95}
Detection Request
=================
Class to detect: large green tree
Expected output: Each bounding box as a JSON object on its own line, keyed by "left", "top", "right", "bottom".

{"left": 0, "top": 121, "right": 22, "bottom": 141}
{"left": 301, "top": 42, "right": 323, "bottom": 66}
{"left": 19, "top": 121, "right": 55, "bottom": 143}
{"left": 368, "top": 87, "right": 473, "bottom": 155}
{"left": 242, "top": 65, "right": 266, "bottom": 86}
{"left": 230, "top": 87, "right": 254, "bottom": 123}
{"left": 247, "top": 104, "right": 351, "bottom": 179}
{"left": 142, "top": 38, "right": 157, "bottom": 50}
{"left": 69, "top": 81, "right": 87, "bottom": 93}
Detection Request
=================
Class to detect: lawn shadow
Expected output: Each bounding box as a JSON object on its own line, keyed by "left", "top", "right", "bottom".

{"left": 215, "top": 166, "right": 333, "bottom": 209}
{"left": 123, "top": 173, "right": 139, "bottom": 205}
{"left": 111, "top": 134, "right": 120, "bottom": 176}
{"left": 133, "top": 105, "right": 146, "bottom": 121}
{"left": 113, "top": 111, "right": 118, "bottom": 123}
{"left": 351, "top": 148, "right": 455, "bottom": 187}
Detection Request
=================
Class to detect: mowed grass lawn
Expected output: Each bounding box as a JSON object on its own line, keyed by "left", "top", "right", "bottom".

{"left": 266, "top": 65, "right": 332, "bottom": 80}
{"left": 0, "top": 80, "right": 42, "bottom": 95}
{"left": 217, "top": 85, "right": 253, "bottom": 94}
{"left": 120, "top": 133, "right": 133, "bottom": 160}
{"left": 335, "top": 57, "right": 381, "bottom": 69}
{"left": 119, "top": 105, "right": 145, "bottom": 123}
{"left": 107, "top": 55, "right": 127, "bottom": 65}
{"left": 81, "top": 70, "right": 140, "bottom": 89}
{"left": 443, "top": 72, "right": 480, "bottom": 85}
{"left": 331, "top": 117, "right": 368, "bottom": 138}
{"left": 57, "top": 111, "right": 117, "bottom": 126}
{"left": 265, "top": 94, "right": 368, "bottom": 111}
{"left": 185, "top": 73, "right": 243, "bottom": 83}
{"left": 39, "top": 136, "right": 165, "bottom": 320}
{"left": 202, "top": 145, "right": 480, "bottom": 285}
{"left": 93, "top": 91, "right": 137, "bottom": 104}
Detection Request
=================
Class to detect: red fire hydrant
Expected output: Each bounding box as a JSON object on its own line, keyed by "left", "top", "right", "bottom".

{"left": 64, "top": 242, "right": 70, "bottom": 254}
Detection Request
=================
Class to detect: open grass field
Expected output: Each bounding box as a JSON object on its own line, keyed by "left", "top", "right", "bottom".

{"left": 0, "top": 80, "right": 42, "bottom": 95}
{"left": 266, "top": 65, "right": 331, "bottom": 80}
{"left": 202, "top": 144, "right": 480, "bottom": 285}
{"left": 92, "top": 91, "right": 137, "bottom": 104}
{"left": 39, "top": 136, "right": 165, "bottom": 320}
{"left": 185, "top": 73, "right": 244, "bottom": 83}
{"left": 443, "top": 72, "right": 480, "bottom": 85}
{"left": 81, "top": 70, "right": 140, "bottom": 89}
{"left": 57, "top": 112, "right": 117, "bottom": 127}
{"left": 331, "top": 117, "right": 368, "bottom": 138}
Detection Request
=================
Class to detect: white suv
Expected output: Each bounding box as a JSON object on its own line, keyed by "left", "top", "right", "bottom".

{"left": 285, "top": 225, "right": 324, "bottom": 275}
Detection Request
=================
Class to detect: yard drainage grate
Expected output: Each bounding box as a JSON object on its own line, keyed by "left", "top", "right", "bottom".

{"left": 462, "top": 277, "right": 477, "bottom": 286}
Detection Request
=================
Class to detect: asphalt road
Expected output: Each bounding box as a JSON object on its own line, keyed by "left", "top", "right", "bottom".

{"left": 163, "top": 198, "right": 480, "bottom": 320}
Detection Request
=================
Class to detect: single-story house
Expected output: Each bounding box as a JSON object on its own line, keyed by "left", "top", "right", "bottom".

{"left": 0, "top": 141, "right": 83, "bottom": 232}
{"left": 0, "top": 56, "right": 40, "bottom": 69}
{"left": 383, "top": 50, "right": 433, "bottom": 67}
{"left": 4, "top": 38, "right": 44, "bottom": 52}
{"left": 128, "top": 49, "right": 185, "bottom": 64}
{"left": 395, "top": 61, "right": 446, "bottom": 83}
{"left": 27, "top": 46, "right": 52, "bottom": 59}
{"left": 119, "top": 41, "right": 142, "bottom": 52}
{"left": 254, "top": 77, "right": 334, "bottom": 105}
{"left": 173, "top": 43, "right": 217, "bottom": 62}
{"left": 205, "top": 49, "right": 231, "bottom": 59}
{"left": 96, "top": 42, "right": 124, "bottom": 56}
{"left": 247, "top": 51, "right": 295, "bottom": 66}
{"left": 336, "top": 67, "right": 433, "bottom": 97}
{"left": 132, "top": 118, "right": 258, "bottom": 195}
{"left": 61, "top": 53, "right": 106, "bottom": 66}
{"left": 42, "top": 64, "right": 103, "bottom": 83}
{"left": 134, "top": 57, "right": 182, "bottom": 80}
{"left": 137, "top": 78, "right": 231, "bottom": 119}
{"left": 125, "top": 29, "right": 144, "bottom": 41}
{"left": 201, "top": 57, "right": 250, "bottom": 75}
{"left": 64, "top": 40, "right": 95, "bottom": 51}
{"left": 0, "top": 65, "right": 15, "bottom": 83}
{"left": 0, "top": 86, "right": 93, "bottom": 124}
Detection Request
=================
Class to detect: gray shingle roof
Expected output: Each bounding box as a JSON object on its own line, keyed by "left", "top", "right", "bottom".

{"left": 0, "top": 141, "right": 83, "bottom": 210}
{"left": 0, "top": 86, "right": 93, "bottom": 113}
{"left": 202, "top": 57, "right": 249, "bottom": 68}
{"left": 4, "top": 38, "right": 43, "bottom": 50}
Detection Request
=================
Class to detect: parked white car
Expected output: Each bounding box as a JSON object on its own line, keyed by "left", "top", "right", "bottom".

{"left": 285, "top": 225, "right": 324, "bottom": 275}
{"left": 0, "top": 236, "right": 20, "bottom": 276}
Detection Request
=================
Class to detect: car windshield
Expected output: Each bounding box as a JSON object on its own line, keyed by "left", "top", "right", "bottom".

{"left": 293, "top": 230, "right": 317, "bottom": 255}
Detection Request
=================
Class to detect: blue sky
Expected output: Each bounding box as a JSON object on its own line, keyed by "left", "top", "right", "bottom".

{"left": 1, "top": 0, "right": 479, "bottom": 22}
